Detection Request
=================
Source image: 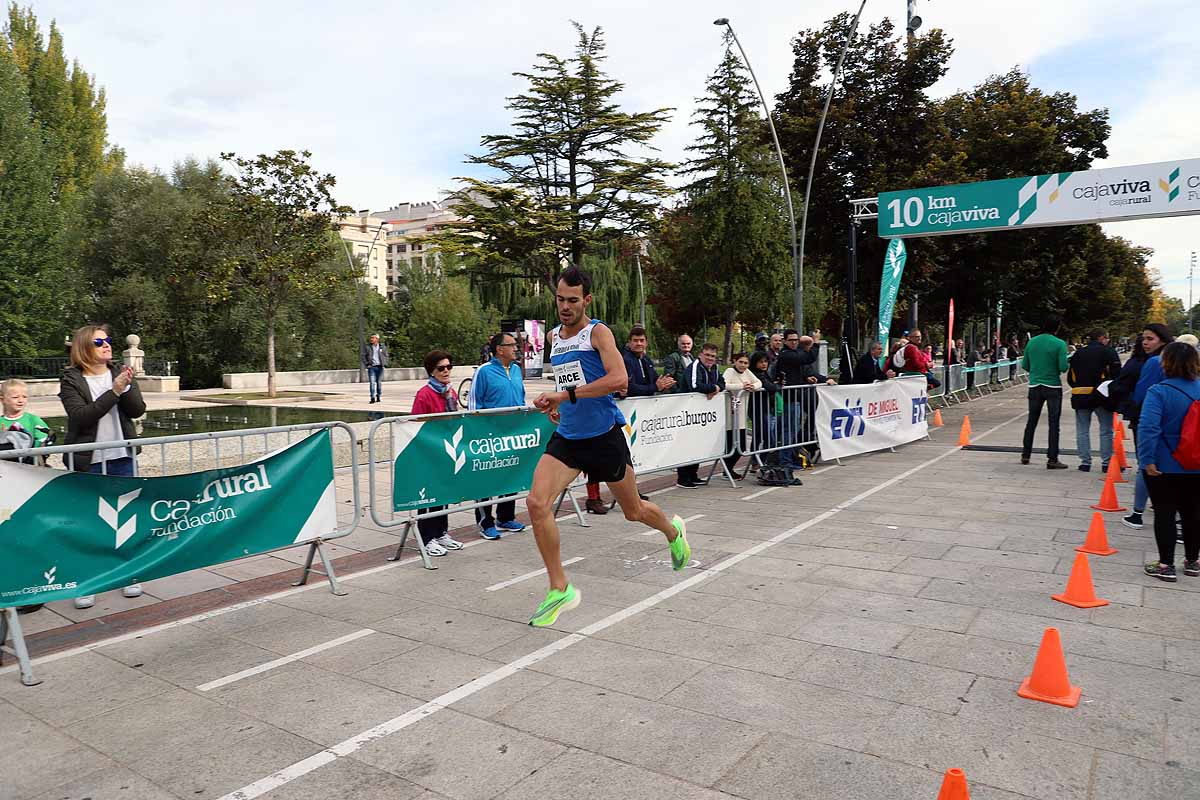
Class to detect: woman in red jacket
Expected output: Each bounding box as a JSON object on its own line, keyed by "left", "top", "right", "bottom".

{"left": 410, "top": 350, "right": 466, "bottom": 556}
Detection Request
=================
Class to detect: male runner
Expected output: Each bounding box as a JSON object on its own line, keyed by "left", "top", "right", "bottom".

{"left": 525, "top": 267, "right": 691, "bottom": 627}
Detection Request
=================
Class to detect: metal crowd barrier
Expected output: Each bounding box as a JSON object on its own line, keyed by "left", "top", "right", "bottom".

{"left": 365, "top": 395, "right": 741, "bottom": 569}
{"left": 730, "top": 384, "right": 820, "bottom": 468}
{"left": 0, "top": 421, "right": 361, "bottom": 686}
{"left": 365, "top": 406, "right": 588, "bottom": 571}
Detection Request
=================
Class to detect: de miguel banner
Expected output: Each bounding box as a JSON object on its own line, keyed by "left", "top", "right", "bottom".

{"left": 392, "top": 409, "right": 557, "bottom": 511}
{"left": 816, "top": 376, "right": 929, "bottom": 460}
{"left": 878, "top": 158, "right": 1200, "bottom": 239}
{"left": 0, "top": 432, "right": 338, "bottom": 607}
{"left": 616, "top": 393, "right": 727, "bottom": 473}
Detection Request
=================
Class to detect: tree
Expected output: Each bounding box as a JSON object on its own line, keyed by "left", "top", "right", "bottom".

{"left": 653, "top": 36, "right": 791, "bottom": 360}
{"left": 4, "top": 4, "right": 113, "bottom": 202}
{"left": 406, "top": 277, "right": 499, "bottom": 367}
{"left": 204, "top": 150, "right": 349, "bottom": 397}
{"left": 432, "top": 23, "right": 673, "bottom": 291}
{"left": 0, "top": 41, "right": 59, "bottom": 357}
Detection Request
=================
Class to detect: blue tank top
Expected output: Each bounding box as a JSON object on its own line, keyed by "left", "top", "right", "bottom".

{"left": 550, "top": 320, "right": 625, "bottom": 440}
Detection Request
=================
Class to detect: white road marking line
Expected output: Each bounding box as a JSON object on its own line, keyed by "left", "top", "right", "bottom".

{"left": 217, "top": 411, "right": 1027, "bottom": 800}
{"left": 646, "top": 487, "right": 675, "bottom": 497}
{"left": 741, "top": 486, "right": 780, "bottom": 501}
{"left": 641, "top": 513, "right": 704, "bottom": 535}
{"left": 809, "top": 465, "right": 840, "bottom": 475}
{"left": 196, "top": 629, "right": 375, "bottom": 692}
{"left": 484, "top": 558, "right": 585, "bottom": 592}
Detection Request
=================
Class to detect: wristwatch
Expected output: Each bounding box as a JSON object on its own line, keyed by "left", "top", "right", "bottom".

{"left": 566, "top": 387, "right": 578, "bottom": 404}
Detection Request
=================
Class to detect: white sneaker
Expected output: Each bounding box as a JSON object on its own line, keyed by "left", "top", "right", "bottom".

{"left": 122, "top": 584, "right": 143, "bottom": 598}
{"left": 73, "top": 595, "right": 95, "bottom": 610}
{"left": 436, "top": 534, "right": 464, "bottom": 550}
{"left": 425, "top": 540, "right": 448, "bottom": 557}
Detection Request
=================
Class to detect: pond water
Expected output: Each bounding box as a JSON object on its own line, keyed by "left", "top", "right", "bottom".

{"left": 39, "top": 405, "right": 385, "bottom": 437}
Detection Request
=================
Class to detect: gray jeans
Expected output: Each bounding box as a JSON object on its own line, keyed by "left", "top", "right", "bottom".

{"left": 1074, "top": 406, "right": 1113, "bottom": 467}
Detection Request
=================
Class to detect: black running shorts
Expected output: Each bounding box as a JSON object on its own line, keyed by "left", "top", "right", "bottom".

{"left": 544, "top": 424, "right": 632, "bottom": 484}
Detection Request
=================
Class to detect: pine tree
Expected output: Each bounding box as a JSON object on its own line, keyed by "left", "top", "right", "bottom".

{"left": 653, "top": 34, "right": 790, "bottom": 360}
{"left": 433, "top": 23, "right": 673, "bottom": 292}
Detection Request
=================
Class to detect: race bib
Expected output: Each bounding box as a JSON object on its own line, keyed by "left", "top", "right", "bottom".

{"left": 554, "top": 361, "right": 584, "bottom": 392}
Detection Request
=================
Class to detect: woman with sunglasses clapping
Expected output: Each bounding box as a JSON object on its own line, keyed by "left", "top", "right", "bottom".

{"left": 58, "top": 324, "right": 148, "bottom": 609}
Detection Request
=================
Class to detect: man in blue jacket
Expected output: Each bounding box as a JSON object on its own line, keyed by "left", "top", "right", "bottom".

{"left": 469, "top": 331, "right": 528, "bottom": 539}
{"left": 676, "top": 343, "right": 724, "bottom": 488}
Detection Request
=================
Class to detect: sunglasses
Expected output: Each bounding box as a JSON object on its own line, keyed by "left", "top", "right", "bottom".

{"left": 434, "top": 364, "right": 452, "bottom": 371}
{"left": 92, "top": 337, "right": 113, "bottom": 347}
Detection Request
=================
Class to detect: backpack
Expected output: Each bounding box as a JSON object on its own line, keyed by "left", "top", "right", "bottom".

{"left": 1164, "top": 384, "right": 1200, "bottom": 470}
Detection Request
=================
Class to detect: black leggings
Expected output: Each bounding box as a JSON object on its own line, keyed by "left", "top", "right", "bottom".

{"left": 1144, "top": 473, "right": 1200, "bottom": 565}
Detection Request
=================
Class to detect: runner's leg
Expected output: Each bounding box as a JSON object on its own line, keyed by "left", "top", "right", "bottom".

{"left": 608, "top": 468, "right": 677, "bottom": 541}
{"left": 526, "top": 453, "right": 581, "bottom": 591}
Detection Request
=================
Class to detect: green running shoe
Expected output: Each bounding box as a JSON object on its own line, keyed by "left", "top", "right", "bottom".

{"left": 669, "top": 515, "right": 691, "bottom": 571}
{"left": 528, "top": 584, "right": 581, "bottom": 627}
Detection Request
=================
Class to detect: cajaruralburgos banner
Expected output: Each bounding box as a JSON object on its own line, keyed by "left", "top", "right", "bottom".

{"left": 392, "top": 409, "right": 557, "bottom": 511}
{"left": 816, "top": 377, "right": 929, "bottom": 460}
{"left": 616, "top": 393, "right": 728, "bottom": 472}
{"left": 0, "top": 431, "right": 338, "bottom": 607}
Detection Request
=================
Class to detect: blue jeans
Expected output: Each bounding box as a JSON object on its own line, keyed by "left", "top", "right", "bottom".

{"left": 779, "top": 403, "right": 805, "bottom": 471}
{"left": 88, "top": 456, "right": 135, "bottom": 476}
{"left": 367, "top": 365, "right": 384, "bottom": 399}
{"left": 1074, "top": 406, "right": 1113, "bottom": 467}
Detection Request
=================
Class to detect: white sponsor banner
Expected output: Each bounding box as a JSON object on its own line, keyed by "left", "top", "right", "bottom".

{"left": 615, "top": 393, "right": 728, "bottom": 472}
{"left": 816, "top": 377, "right": 929, "bottom": 460}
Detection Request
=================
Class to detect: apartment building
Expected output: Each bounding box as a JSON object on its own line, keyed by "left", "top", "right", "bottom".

{"left": 334, "top": 211, "right": 390, "bottom": 297}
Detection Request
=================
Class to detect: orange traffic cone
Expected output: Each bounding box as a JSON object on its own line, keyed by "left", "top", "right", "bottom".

{"left": 1017, "top": 627, "right": 1081, "bottom": 708}
{"left": 1090, "top": 477, "right": 1127, "bottom": 512}
{"left": 1113, "top": 431, "right": 1129, "bottom": 470}
{"left": 1052, "top": 552, "right": 1109, "bottom": 608}
{"left": 1105, "top": 456, "right": 1127, "bottom": 484}
{"left": 932, "top": 408, "right": 944, "bottom": 427}
{"left": 936, "top": 768, "right": 971, "bottom": 800}
{"left": 1077, "top": 511, "right": 1118, "bottom": 556}
{"left": 957, "top": 416, "right": 972, "bottom": 446}
{"left": 1115, "top": 415, "right": 1128, "bottom": 439}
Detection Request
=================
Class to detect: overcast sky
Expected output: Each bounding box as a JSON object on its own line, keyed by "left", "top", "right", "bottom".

{"left": 29, "top": 0, "right": 1200, "bottom": 305}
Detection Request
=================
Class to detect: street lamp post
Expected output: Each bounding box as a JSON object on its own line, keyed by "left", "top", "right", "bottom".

{"left": 634, "top": 240, "right": 648, "bottom": 328}
{"left": 341, "top": 217, "right": 389, "bottom": 382}
{"left": 713, "top": 18, "right": 801, "bottom": 331}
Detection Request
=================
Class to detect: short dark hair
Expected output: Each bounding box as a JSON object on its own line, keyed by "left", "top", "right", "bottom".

{"left": 490, "top": 331, "right": 515, "bottom": 351}
{"left": 423, "top": 349, "right": 452, "bottom": 375}
{"left": 701, "top": 343, "right": 719, "bottom": 354}
{"left": 750, "top": 351, "right": 769, "bottom": 370}
{"left": 732, "top": 352, "right": 749, "bottom": 362}
{"left": 1161, "top": 341, "right": 1199, "bottom": 380}
{"left": 628, "top": 325, "right": 647, "bottom": 339}
{"left": 1088, "top": 329, "right": 1106, "bottom": 341}
{"left": 783, "top": 328, "right": 799, "bottom": 338}
{"left": 557, "top": 266, "right": 592, "bottom": 295}
{"left": 1041, "top": 314, "right": 1062, "bottom": 333}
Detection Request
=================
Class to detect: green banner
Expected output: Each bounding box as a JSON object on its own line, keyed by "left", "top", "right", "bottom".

{"left": 392, "top": 410, "right": 556, "bottom": 511}
{"left": 877, "top": 238, "right": 907, "bottom": 362}
{"left": 878, "top": 158, "right": 1200, "bottom": 238}
{"left": 0, "top": 431, "right": 337, "bottom": 607}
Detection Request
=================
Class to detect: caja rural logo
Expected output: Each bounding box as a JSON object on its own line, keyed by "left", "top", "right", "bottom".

{"left": 443, "top": 424, "right": 543, "bottom": 475}
{"left": 1160, "top": 167, "right": 1181, "bottom": 203}
{"left": 623, "top": 410, "right": 638, "bottom": 446}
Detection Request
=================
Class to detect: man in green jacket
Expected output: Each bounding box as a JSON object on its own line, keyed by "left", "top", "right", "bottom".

{"left": 1020, "top": 314, "right": 1070, "bottom": 469}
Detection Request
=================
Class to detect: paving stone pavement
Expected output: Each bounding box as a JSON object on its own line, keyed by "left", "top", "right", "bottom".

{"left": 4, "top": 385, "right": 1198, "bottom": 800}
